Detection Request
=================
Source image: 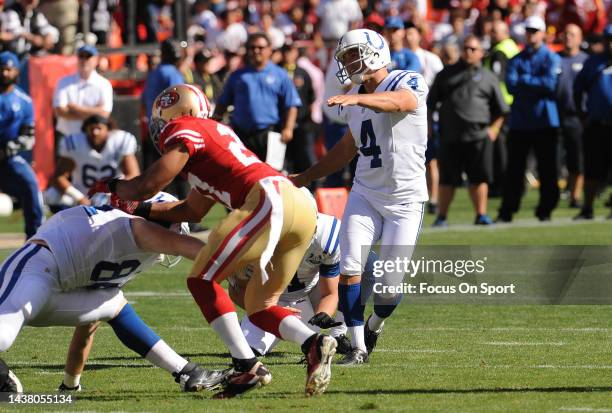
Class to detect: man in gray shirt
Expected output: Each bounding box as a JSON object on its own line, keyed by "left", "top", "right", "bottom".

{"left": 428, "top": 35, "right": 509, "bottom": 227}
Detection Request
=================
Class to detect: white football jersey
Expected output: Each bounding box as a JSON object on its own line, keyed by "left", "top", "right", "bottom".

{"left": 340, "top": 70, "right": 429, "bottom": 204}
{"left": 230, "top": 213, "right": 341, "bottom": 302}
{"left": 58, "top": 130, "right": 138, "bottom": 194}
{"left": 32, "top": 206, "right": 159, "bottom": 291}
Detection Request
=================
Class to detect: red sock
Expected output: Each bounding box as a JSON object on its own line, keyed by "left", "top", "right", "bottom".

{"left": 249, "top": 306, "right": 295, "bottom": 338}
{"left": 186, "top": 278, "right": 235, "bottom": 323}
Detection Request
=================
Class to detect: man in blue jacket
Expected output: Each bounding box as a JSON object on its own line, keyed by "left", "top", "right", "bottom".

{"left": 573, "top": 24, "right": 612, "bottom": 220}
{"left": 0, "top": 51, "right": 43, "bottom": 238}
{"left": 497, "top": 16, "right": 561, "bottom": 222}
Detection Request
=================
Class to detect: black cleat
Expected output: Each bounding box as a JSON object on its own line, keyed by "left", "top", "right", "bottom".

{"left": 573, "top": 209, "right": 594, "bottom": 220}
{"left": 337, "top": 348, "right": 369, "bottom": 366}
{"left": 213, "top": 361, "right": 271, "bottom": 399}
{"left": 57, "top": 382, "right": 82, "bottom": 392}
{"left": 304, "top": 334, "right": 336, "bottom": 396}
{"left": 334, "top": 334, "right": 352, "bottom": 356}
{"left": 0, "top": 358, "right": 22, "bottom": 393}
{"left": 364, "top": 317, "right": 383, "bottom": 355}
{"left": 173, "top": 362, "right": 231, "bottom": 392}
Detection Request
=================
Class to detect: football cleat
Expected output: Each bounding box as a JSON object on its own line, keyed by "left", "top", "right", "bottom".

{"left": 337, "top": 348, "right": 369, "bottom": 366}
{"left": 0, "top": 358, "right": 23, "bottom": 393}
{"left": 213, "top": 361, "right": 272, "bottom": 399}
{"left": 364, "top": 317, "right": 383, "bottom": 355}
{"left": 304, "top": 334, "right": 337, "bottom": 396}
{"left": 431, "top": 216, "right": 448, "bottom": 228}
{"left": 334, "top": 334, "right": 352, "bottom": 356}
{"left": 173, "top": 362, "right": 231, "bottom": 392}
{"left": 57, "top": 382, "right": 82, "bottom": 392}
{"left": 474, "top": 214, "right": 494, "bottom": 226}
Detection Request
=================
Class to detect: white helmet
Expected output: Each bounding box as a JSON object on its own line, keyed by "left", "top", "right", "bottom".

{"left": 335, "top": 29, "right": 391, "bottom": 84}
{"left": 145, "top": 192, "right": 190, "bottom": 268}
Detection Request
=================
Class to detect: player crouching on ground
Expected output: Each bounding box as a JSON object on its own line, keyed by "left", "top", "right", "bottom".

{"left": 292, "top": 29, "right": 428, "bottom": 365}
{"left": 88, "top": 84, "right": 336, "bottom": 398}
{"left": 0, "top": 193, "right": 227, "bottom": 393}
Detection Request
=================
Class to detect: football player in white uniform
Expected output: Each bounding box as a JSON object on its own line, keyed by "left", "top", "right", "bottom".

{"left": 0, "top": 193, "right": 227, "bottom": 393}
{"left": 292, "top": 28, "right": 428, "bottom": 364}
{"left": 44, "top": 115, "right": 140, "bottom": 212}
{"left": 227, "top": 213, "right": 347, "bottom": 356}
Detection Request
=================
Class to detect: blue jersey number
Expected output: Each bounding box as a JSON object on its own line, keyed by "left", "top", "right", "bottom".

{"left": 359, "top": 120, "right": 382, "bottom": 168}
{"left": 90, "top": 260, "right": 141, "bottom": 288}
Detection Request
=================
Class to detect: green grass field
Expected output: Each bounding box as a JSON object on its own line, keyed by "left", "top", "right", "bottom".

{"left": 1, "top": 189, "right": 611, "bottom": 412}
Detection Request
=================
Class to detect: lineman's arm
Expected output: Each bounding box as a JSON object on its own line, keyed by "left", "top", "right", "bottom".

{"left": 315, "top": 275, "right": 339, "bottom": 316}
{"left": 291, "top": 130, "right": 357, "bottom": 187}
{"left": 120, "top": 154, "right": 141, "bottom": 179}
{"left": 148, "top": 188, "right": 215, "bottom": 224}
{"left": 327, "top": 88, "right": 418, "bottom": 113}
{"left": 114, "top": 143, "right": 190, "bottom": 200}
{"left": 51, "top": 157, "right": 90, "bottom": 205}
{"left": 130, "top": 217, "right": 204, "bottom": 261}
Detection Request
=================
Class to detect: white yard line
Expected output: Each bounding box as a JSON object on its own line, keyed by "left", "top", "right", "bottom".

{"left": 559, "top": 408, "right": 612, "bottom": 412}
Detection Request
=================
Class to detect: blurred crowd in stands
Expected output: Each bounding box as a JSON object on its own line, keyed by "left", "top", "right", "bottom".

{"left": 0, "top": 0, "right": 610, "bottom": 237}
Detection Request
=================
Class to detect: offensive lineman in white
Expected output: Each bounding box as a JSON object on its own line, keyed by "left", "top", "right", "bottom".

{"left": 292, "top": 28, "right": 428, "bottom": 364}
{"left": 0, "top": 194, "right": 227, "bottom": 393}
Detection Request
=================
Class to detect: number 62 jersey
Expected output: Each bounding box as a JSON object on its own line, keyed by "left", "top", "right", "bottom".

{"left": 340, "top": 70, "right": 429, "bottom": 205}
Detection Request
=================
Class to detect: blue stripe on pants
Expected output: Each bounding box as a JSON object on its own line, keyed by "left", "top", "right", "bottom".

{"left": 0, "top": 244, "right": 42, "bottom": 307}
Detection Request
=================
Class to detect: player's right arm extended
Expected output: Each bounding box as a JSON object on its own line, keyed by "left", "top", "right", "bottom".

{"left": 131, "top": 217, "right": 204, "bottom": 261}
{"left": 291, "top": 130, "right": 357, "bottom": 187}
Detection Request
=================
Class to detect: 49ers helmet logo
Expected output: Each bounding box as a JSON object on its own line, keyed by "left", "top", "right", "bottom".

{"left": 158, "top": 91, "right": 180, "bottom": 109}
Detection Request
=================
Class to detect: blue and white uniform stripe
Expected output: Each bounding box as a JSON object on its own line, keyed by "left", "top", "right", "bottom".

{"left": 0, "top": 244, "right": 42, "bottom": 307}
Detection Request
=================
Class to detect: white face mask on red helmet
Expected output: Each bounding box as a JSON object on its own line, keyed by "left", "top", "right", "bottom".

{"left": 335, "top": 29, "right": 391, "bottom": 84}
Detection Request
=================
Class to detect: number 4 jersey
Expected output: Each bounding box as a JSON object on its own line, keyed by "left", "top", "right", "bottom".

{"left": 340, "top": 70, "right": 429, "bottom": 205}
{"left": 157, "top": 117, "right": 282, "bottom": 209}
{"left": 31, "top": 206, "right": 159, "bottom": 290}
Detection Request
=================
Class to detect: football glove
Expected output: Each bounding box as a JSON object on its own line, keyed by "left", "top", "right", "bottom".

{"left": 110, "top": 193, "right": 152, "bottom": 218}
{"left": 308, "top": 312, "right": 343, "bottom": 329}
{"left": 87, "top": 178, "right": 121, "bottom": 197}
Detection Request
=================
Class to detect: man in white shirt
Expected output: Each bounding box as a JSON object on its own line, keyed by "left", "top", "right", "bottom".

{"left": 53, "top": 45, "right": 113, "bottom": 139}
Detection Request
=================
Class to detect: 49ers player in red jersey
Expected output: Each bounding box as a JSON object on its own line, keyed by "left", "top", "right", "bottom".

{"left": 88, "top": 84, "right": 337, "bottom": 398}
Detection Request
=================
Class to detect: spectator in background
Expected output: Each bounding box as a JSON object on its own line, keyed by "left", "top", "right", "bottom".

{"left": 281, "top": 42, "right": 317, "bottom": 176}
{"left": 573, "top": 25, "right": 612, "bottom": 220}
{"left": 142, "top": 39, "right": 186, "bottom": 124}
{"left": 213, "top": 33, "right": 301, "bottom": 162}
{"left": 428, "top": 35, "right": 509, "bottom": 227}
{"left": 296, "top": 42, "right": 325, "bottom": 128}
{"left": 84, "top": 0, "right": 121, "bottom": 46}
{"left": 53, "top": 45, "right": 113, "bottom": 142}
{"left": 405, "top": 22, "right": 444, "bottom": 86}
{"left": 39, "top": 0, "right": 79, "bottom": 54}
{"left": 0, "top": 51, "right": 43, "bottom": 238}
{"left": 192, "top": 49, "right": 223, "bottom": 110}
{"left": 406, "top": 21, "right": 444, "bottom": 213}
{"left": 44, "top": 115, "right": 139, "bottom": 212}
{"left": 485, "top": 20, "right": 519, "bottom": 196}
{"left": 261, "top": 12, "right": 285, "bottom": 50}
{"left": 363, "top": 12, "right": 385, "bottom": 32}
{"left": 385, "top": 16, "right": 421, "bottom": 72}
{"left": 556, "top": 24, "right": 588, "bottom": 209}
{"left": 498, "top": 16, "right": 561, "bottom": 223}
{"left": 1, "top": 0, "right": 59, "bottom": 57}
{"left": 440, "top": 42, "right": 461, "bottom": 66}
{"left": 316, "top": 0, "right": 362, "bottom": 45}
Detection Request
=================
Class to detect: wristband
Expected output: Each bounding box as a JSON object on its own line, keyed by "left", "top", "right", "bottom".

{"left": 64, "top": 185, "right": 85, "bottom": 202}
{"left": 133, "top": 202, "right": 152, "bottom": 219}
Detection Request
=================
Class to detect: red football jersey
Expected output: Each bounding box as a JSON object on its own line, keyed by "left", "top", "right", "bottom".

{"left": 158, "top": 116, "right": 283, "bottom": 209}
